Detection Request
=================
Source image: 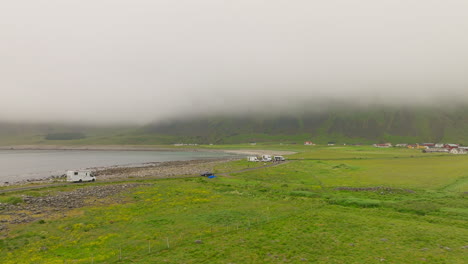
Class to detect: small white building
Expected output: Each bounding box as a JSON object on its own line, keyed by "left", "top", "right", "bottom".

{"left": 66, "top": 170, "right": 96, "bottom": 182}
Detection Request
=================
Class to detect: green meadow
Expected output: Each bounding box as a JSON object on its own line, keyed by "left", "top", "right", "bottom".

{"left": 0, "top": 146, "right": 467, "bottom": 263}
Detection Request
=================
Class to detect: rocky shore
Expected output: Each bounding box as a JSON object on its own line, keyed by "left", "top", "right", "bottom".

{"left": 0, "top": 147, "right": 294, "bottom": 186}
{"left": 93, "top": 158, "right": 238, "bottom": 180}
{"left": 0, "top": 148, "right": 294, "bottom": 235}
{"left": 0, "top": 157, "right": 245, "bottom": 234}
{"left": 0, "top": 183, "right": 143, "bottom": 234}
{"left": 0, "top": 158, "right": 237, "bottom": 234}
{"left": 1, "top": 158, "right": 237, "bottom": 186}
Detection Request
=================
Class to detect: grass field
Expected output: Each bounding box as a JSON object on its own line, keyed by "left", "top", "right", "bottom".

{"left": 0, "top": 146, "right": 467, "bottom": 263}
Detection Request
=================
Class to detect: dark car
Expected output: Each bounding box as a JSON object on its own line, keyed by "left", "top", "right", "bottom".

{"left": 200, "top": 172, "right": 214, "bottom": 177}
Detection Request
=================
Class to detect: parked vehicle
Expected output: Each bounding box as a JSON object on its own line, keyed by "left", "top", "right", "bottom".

{"left": 200, "top": 172, "right": 214, "bottom": 177}
{"left": 274, "top": 156, "right": 285, "bottom": 161}
{"left": 247, "top": 156, "right": 259, "bottom": 162}
{"left": 261, "top": 155, "right": 272, "bottom": 162}
{"left": 66, "top": 170, "right": 96, "bottom": 182}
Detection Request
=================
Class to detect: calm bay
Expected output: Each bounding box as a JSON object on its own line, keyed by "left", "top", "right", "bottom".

{"left": 0, "top": 149, "right": 234, "bottom": 183}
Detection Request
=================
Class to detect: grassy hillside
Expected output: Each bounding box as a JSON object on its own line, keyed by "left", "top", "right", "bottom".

{"left": 0, "top": 146, "right": 467, "bottom": 263}
{"left": 145, "top": 105, "right": 468, "bottom": 144}
{"left": 0, "top": 122, "right": 147, "bottom": 145}
{"left": 2, "top": 105, "right": 468, "bottom": 145}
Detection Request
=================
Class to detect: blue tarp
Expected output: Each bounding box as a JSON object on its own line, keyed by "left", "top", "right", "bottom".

{"left": 207, "top": 175, "right": 216, "bottom": 179}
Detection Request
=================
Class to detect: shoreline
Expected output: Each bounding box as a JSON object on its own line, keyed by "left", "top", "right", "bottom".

{"left": 0, "top": 145, "right": 189, "bottom": 152}
{"left": 0, "top": 146, "right": 295, "bottom": 187}
{"left": 0, "top": 144, "right": 296, "bottom": 156}
{"left": 1, "top": 157, "right": 238, "bottom": 187}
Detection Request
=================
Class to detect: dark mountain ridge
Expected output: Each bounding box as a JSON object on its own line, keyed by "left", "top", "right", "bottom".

{"left": 2, "top": 105, "right": 468, "bottom": 145}
{"left": 145, "top": 105, "right": 468, "bottom": 144}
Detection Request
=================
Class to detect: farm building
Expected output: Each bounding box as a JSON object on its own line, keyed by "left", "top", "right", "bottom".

{"left": 422, "top": 148, "right": 449, "bottom": 153}
{"left": 444, "top": 144, "right": 459, "bottom": 149}
{"left": 407, "top": 144, "right": 427, "bottom": 149}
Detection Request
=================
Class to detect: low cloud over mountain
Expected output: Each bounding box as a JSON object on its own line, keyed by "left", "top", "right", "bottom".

{"left": 1, "top": 1, "right": 468, "bottom": 124}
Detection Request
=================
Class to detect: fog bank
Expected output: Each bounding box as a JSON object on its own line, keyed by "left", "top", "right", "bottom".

{"left": 1, "top": 1, "right": 468, "bottom": 124}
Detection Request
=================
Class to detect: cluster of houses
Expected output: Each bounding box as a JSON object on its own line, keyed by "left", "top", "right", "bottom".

{"left": 420, "top": 143, "right": 468, "bottom": 154}
{"left": 247, "top": 154, "right": 286, "bottom": 162}
{"left": 373, "top": 142, "right": 467, "bottom": 154}
{"left": 303, "top": 141, "right": 467, "bottom": 154}
{"left": 172, "top": 141, "right": 466, "bottom": 156}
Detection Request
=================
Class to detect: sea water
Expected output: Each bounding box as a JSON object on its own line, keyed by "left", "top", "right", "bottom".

{"left": 0, "top": 150, "right": 233, "bottom": 183}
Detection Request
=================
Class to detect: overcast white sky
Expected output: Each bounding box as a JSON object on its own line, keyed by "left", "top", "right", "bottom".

{"left": 1, "top": 0, "right": 468, "bottom": 124}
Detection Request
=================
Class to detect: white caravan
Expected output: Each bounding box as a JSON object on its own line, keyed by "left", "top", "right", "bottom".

{"left": 66, "top": 170, "right": 96, "bottom": 182}
{"left": 273, "top": 156, "right": 286, "bottom": 161}
{"left": 247, "top": 156, "right": 259, "bottom": 162}
{"left": 261, "top": 155, "right": 272, "bottom": 162}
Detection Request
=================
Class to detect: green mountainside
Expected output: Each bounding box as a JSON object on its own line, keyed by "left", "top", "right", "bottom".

{"left": 144, "top": 106, "right": 468, "bottom": 144}
{"left": 0, "top": 122, "right": 134, "bottom": 145}
{"left": 2, "top": 106, "right": 468, "bottom": 145}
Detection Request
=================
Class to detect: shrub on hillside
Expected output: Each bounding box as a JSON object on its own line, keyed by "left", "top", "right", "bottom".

{"left": 45, "top": 132, "right": 86, "bottom": 140}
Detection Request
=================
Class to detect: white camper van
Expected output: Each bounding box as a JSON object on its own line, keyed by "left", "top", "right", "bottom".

{"left": 66, "top": 170, "right": 96, "bottom": 182}
{"left": 247, "top": 156, "right": 259, "bottom": 162}
{"left": 273, "top": 156, "right": 285, "bottom": 162}
{"left": 261, "top": 155, "right": 272, "bottom": 162}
